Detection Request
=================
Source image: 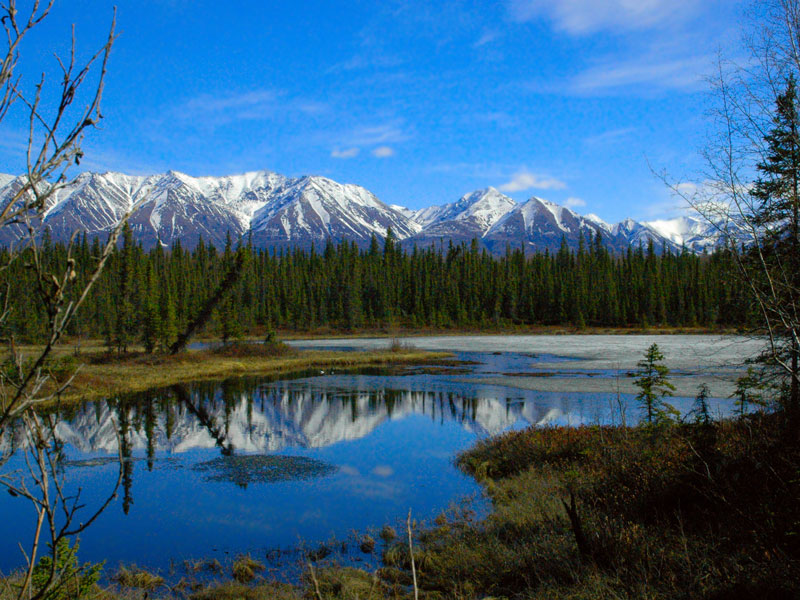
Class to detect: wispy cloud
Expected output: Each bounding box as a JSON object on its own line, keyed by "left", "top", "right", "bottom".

{"left": 498, "top": 171, "right": 567, "bottom": 192}
{"left": 583, "top": 127, "right": 636, "bottom": 146}
{"left": 508, "top": 0, "right": 700, "bottom": 35}
{"left": 569, "top": 54, "right": 710, "bottom": 94}
{"left": 179, "top": 90, "right": 279, "bottom": 123}
{"left": 564, "top": 196, "right": 586, "bottom": 208}
{"left": 372, "top": 146, "right": 395, "bottom": 158}
{"left": 474, "top": 29, "right": 500, "bottom": 48}
{"left": 331, "top": 147, "right": 360, "bottom": 159}
{"left": 0, "top": 128, "right": 29, "bottom": 153}
{"left": 345, "top": 122, "right": 411, "bottom": 146}
{"left": 326, "top": 53, "right": 405, "bottom": 74}
{"left": 175, "top": 89, "right": 327, "bottom": 128}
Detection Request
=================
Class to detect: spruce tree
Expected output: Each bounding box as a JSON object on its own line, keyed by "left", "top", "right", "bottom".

{"left": 748, "top": 76, "right": 800, "bottom": 421}
{"left": 140, "top": 266, "right": 161, "bottom": 353}
{"left": 634, "top": 343, "right": 677, "bottom": 425}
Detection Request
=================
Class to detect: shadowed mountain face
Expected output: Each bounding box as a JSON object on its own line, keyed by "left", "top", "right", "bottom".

{"left": 0, "top": 170, "right": 735, "bottom": 253}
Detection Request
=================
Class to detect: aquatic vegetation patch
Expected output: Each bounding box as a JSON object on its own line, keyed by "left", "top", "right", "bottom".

{"left": 63, "top": 456, "right": 132, "bottom": 468}
{"left": 231, "top": 555, "right": 265, "bottom": 583}
{"left": 112, "top": 566, "right": 165, "bottom": 592}
{"left": 189, "top": 581, "right": 301, "bottom": 600}
{"left": 191, "top": 454, "right": 338, "bottom": 487}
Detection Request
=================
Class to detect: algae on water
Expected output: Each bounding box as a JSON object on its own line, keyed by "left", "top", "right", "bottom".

{"left": 192, "top": 454, "right": 338, "bottom": 487}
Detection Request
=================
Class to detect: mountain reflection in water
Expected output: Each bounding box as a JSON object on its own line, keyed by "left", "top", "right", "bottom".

{"left": 0, "top": 362, "right": 637, "bottom": 574}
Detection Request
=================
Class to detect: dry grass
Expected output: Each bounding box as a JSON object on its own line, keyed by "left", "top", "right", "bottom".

{"left": 112, "top": 566, "right": 165, "bottom": 591}
{"left": 231, "top": 555, "right": 265, "bottom": 583}
{"left": 3, "top": 346, "right": 450, "bottom": 405}
{"left": 189, "top": 581, "right": 301, "bottom": 600}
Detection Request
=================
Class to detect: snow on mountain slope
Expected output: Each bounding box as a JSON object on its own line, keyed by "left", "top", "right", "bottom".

{"left": 0, "top": 174, "right": 15, "bottom": 190}
{"left": 403, "top": 188, "right": 516, "bottom": 249}
{"left": 645, "top": 215, "right": 724, "bottom": 251}
{"left": 483, "top": 197, "right": 603, "bottom": 253}
{"left": 0, "top": 168, "right": 727, "bottom": 253}
{"left": 410, "top": 188, "right": 515, "bottom": 230}
{"left": 584, "top": 213, "right": 612, "bottom": 232}
{"left": 390, "top": 204, "right": 416, "bottom": 220}
{"left": 612, "top": 218, "right": 677, "bottom": 250}
{"left": 249, "top": 175, "right": 419, "bottom": 250}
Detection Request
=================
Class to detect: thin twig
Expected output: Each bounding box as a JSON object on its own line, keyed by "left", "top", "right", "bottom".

{"left": 407, "top": 509, "right": 418, "bottom": 600}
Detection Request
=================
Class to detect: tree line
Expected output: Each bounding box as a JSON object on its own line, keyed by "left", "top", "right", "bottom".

{"left": 2, "top": 225, "right": 753, "bottom": 349}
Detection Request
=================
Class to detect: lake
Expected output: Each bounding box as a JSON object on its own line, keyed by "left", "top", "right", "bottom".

{"left": 0, "top": 335, "right": 758, "bottom": 577}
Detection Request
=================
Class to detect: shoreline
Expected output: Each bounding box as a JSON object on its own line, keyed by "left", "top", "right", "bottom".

{"left": 39, "top": 348, "right": 452, "bottom": 404}
{"left": 277, "top": 325, "right": 749, "bottom": 340}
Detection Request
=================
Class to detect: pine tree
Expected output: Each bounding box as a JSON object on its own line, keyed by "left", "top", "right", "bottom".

{"left": 140, "top": 266, "right": 161, "bottom": 353}
{"left": 114, "top": 222, "right": 137, "bottom": 353}
{"left": 634, "top": 343, "right": 677, "bottom": 425}
{"left": 158, "top": 280, "right": 178, "bottom": 353}
{"left": 748, "top": 76, "right": 800, "bottom": 421}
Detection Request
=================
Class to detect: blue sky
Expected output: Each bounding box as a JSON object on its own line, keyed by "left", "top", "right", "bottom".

{"left": 0, "top": 0, "right": 744, "bottom": 222}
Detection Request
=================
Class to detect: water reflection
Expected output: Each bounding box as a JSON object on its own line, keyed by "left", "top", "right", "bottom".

{"left": 5, "top": 378, "right": 596, "bottom": 459}
{"left": 0, "top": 353, "right": 732, "bottom": 575}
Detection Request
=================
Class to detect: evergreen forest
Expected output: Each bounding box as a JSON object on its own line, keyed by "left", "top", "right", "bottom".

{"left": 4, "top": 226, "right": 750, "bottom": 349}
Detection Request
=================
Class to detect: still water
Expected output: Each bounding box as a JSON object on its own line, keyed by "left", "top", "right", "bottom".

{"left": 0, "top": 347, "right": 734, "bottom": 576}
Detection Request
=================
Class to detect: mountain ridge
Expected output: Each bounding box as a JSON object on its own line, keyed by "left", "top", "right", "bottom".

{"left": 0, "top": 169, "right": 724, "bottom": 253}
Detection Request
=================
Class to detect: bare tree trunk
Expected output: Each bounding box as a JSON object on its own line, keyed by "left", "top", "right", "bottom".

{"left": 169, "top": 250, "right": 245, "bottom": 355}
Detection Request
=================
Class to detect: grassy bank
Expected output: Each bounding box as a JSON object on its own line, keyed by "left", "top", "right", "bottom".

{"left": 6, "top": 342, "right": 451, "bottom": 405}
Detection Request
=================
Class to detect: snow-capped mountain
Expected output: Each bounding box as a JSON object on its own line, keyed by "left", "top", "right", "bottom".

{"left": 248, "top": 175, "right": 419, "bottom": 250}
{"left": 644, "top": 215, "right": 725, "bottom": 252}
{"left": 609, "top": 218, "right": 676, "bottom": 251}
{"left": 0, "top": 169, "right": 726, "bottom": 253}
{"left": 0, "top": 170, "right": 417, "bottom": 250}
{"left": 480, "top": 197, "right": 671, "bottom": 254}
{"left": 0, "top": 173, "right": 15, "bottom": 189}
{"left": 404, "top": 187, "right": 516, "bottom": 249}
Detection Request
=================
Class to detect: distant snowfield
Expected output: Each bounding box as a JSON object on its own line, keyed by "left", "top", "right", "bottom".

{"left": 291, "top": 334, "right": 765, "bottom": 399}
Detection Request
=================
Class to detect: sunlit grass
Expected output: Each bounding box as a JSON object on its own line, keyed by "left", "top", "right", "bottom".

{"left": 1, "top": 344, "right": 449, "bottom": 405}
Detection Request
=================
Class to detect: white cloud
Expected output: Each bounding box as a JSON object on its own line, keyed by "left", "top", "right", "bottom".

{"left": 508, "top": 0, "right": 698, "bottom": 35}
{"left": 372, "top": 146, "right": 395, "bottom": 158}
{"left": 474, "top": 29, "right": 500, "bottom": 48}
{"left": 583, "top": 127, "right": 636, "bottom": 146}
{"left": 569, "top": 54, "right": 710, "bottom": 94}
{"left": 331, "top": 147, "right": 360, "bottom": 159}
{"left": 498, "top": 171, "right": 566, "bottom": 192}
{"left": 564, "top": 196, "right": 586, "bottom": 208}
{"left": 176, "top": 89, "right": 328, "bottom": 127}
{"left": 347, "top": 122, "right": 410, "bottom": 146}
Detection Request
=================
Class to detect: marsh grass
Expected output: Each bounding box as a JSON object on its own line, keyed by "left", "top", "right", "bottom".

{"left": 388, "top": 338, "right": 417, "bottom": 353}
{"left": 304, "top": 567, "right": 387, "bottom": 600}
{"left": 189, "top": 581, "right": 300, "bottom": 600}
{"left": 112, "top": 566, "right": 165, "bottom": 592}
{"left": 21, "top": 347, "right": 450, "bottom": 404}
{"left": 231, "top": 555, "right": 266, "bottom": 583}
{"left": 207, "top": 341, "right": 297, "bottom": 358}
{"left": 182, "top": 558, "right": 223, "bottom": 575}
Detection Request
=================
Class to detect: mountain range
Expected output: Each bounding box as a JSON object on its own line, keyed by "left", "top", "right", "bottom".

{"left": 0, "top": 169, "right": 723, "bottom": 253}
